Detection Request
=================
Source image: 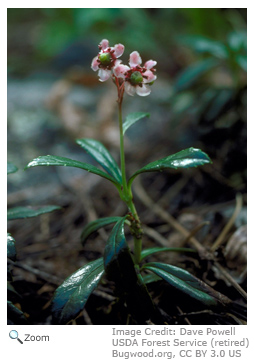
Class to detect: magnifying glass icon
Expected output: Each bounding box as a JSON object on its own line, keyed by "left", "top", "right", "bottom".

{"left": 9, "top": 330, "right": 23, "bottom": 344}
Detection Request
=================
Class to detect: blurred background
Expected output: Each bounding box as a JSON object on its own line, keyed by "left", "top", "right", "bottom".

{"left": 7, "top": 8, "right": 247, "bottom": 324}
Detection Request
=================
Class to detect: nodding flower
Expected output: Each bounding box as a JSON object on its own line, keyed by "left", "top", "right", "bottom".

{"left": 91, "top": 39, "right": 125, "bottom": 82}
{"left": 113, "top": 51, "right": 157, "bottom": 96}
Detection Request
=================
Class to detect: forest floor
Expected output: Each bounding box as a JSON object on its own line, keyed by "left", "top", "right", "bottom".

{"left": 7, "top": 72, "right": 247, "bottom": 325}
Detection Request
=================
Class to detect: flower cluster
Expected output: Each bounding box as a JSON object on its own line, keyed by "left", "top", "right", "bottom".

{"left": 91, "top": 39, "right": 157, "bottom": 97}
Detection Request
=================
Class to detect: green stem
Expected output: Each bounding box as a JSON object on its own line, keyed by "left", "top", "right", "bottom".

{"left": 117, "top": 98, "right": 143, "bottom": 264}
{"left": 118, "top": 101, "right": 128, "bottom": 199}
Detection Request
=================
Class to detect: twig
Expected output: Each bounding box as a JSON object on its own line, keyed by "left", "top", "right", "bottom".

{"left": 183, "top": 221, "right": 210, "bottom": 245}
{"left": 214, "top": 261, "right": 247, "bottom": 299}
{"left": 82, "top": 309, "right": 93, "bottom": 325}
{"left": 134, "top": 177, "right": 212, "bottom": 259}
{"left": 211, "top": 193, "right": 243, "bottom": 252}
{"left": 143, "top": 225, "right": 170, "bottom": 247}
{"left": 133, "top": 178, "right": 247, "bottom": 299}
{"left": 9, "top": 260, "right": 116, "bottom": 301}
{"left": 9, "top": 259, "right": 63, "bottom": 285}
{"left": 176, "top": 305, "right": 192, "bottom": 325}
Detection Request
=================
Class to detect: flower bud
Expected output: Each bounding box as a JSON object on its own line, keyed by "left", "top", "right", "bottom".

{"left": 99, "top": 52, "right": 111, "bottom": 66}
{"left": 130, "top": 71, "right": 143, "bottom": 85}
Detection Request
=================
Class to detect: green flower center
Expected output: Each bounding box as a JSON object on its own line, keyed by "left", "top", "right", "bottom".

{"left": 99, "top": 52, "right": 111, "bottom": 66}
{"left": 130, "top": 71, "right": 143, "bottom": 85}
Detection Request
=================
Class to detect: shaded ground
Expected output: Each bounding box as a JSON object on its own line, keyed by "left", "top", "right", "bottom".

{"left": 7, "top": 67, "right": 247, "bottom": 325}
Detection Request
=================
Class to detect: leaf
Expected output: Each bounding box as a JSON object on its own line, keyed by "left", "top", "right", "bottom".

{"left": 227, "top": 31, "right": 247, "bottom": 53}
{"left": 103, "top": 219, "right": 157, "bottom": 322}
{"left": 128, "top": 148, "right": 212, "bottom": 186}
{"left": 104, "top": 217, "right": 128, "bottom": 269}
{"left": 7, "top": 162, "right": 18, "bottom": 175}
{"left": 51, "top": 258, "right": 104, "bottom": 324}
{"left": 123, "top": 112, "right": 150, "bottom": 135}
{"left": 142, "top": 273, "right": 162, "bottom": 284}
{"left": 7, "top": 233, "right": 16, "bottom": 261}
{"left": 7, "top": 300, "right": 28, "bottom": 324}
{"left": 76, "top": 138, "right": 122, "bottom": 184}
{"left": 205, "top": 89, "right": 233, "bottom": 121}
{"left": 142, "top": 262, "right": 227, "bottom": 307}
{"left": 7, "top": 205, "right": 61, "bottom": 220}
{"left": 179, "top": 35, "right": 228, "bottom": 59}
{"left": 174, "top": 58, "right": 219, "bottom": 92}
{"left": 140, "top": 247, "right": 196, "bottom": 261}
{"left": 235, "top": 55, "right": 247, "bottom": 72}
{"left": 81, "top": 217, "right": 122, "bottom": 246}
{"left": 25, "top": 155, "right": 120, "bottom": 187}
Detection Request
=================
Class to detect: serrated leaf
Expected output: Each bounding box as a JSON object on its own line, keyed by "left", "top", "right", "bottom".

{"left": 25, "top": 155, "right": 120, "bottom": 186}
{"left": 81, "top": 217, "right": 122, "bottom": 246}
{"left": 142, "top": 262, "right": 225, "bottom": 306}
{"left": 128, "top": 148, "right": 212, "bottom": 186}
{"left": 76, "top": 138, "right": 122, "bottom": 184}
{"left": 140, "top": 247, "right": 196, "bottom": 261}
{"left": 104, "top": 217, "right": 128, "bottom": 269}
{"left": 7, "top": 233, "right": 16, "bottom": 261}
{"left": 174, "top": 58, "right": 219, "bottom": 92}
{"left": 7, "top": 162, "right": 18, "bottom": 175}
{"left": 7, "top": 205, "right": 61, "bottom": 220}
{"left": 51, "top": 258, "right": 104, "bottom": 324}
{"left": 123, "top": 112, "right": 150, "bottom": 135}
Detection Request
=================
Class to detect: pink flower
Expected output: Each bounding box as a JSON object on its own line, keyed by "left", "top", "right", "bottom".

{"left": 113, "top": 51, "right": 157, "bottom": 96}
{"left": 91, "top": 39, "right": 125, "bottom": 82}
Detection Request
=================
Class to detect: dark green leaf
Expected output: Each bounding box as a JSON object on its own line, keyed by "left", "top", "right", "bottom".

{"left": 140, "top": 247, "right": 196, "bottom": 261}
{"left": 7, "top": 233, "right": 16, "bottom": 261}
{"left": 7, "top": 162, "right": 18, "bottom": 175}
{"left": 179, "top": 35, "right": 228, "bottom": 59}
{"left": 174, "top": 58, "right": 219, "bottom": 92}
{"left": 103, "top": 220, "right": 157, "bottom": 322}
{"left": 81, "top": 217, "right": 122, "bottom": 245}
{"left": 227, "top": 31, "right": 247, "bottom": 53}
{"left": 142, "top": 273, "right": 162, "bottom": 284}
{"left": 7, "top": 282, "right": 20, "bottom": 297}
{"left": 52, "top": 258, "right": 104, "bottom": 324}
{"left": 76, "top": 138, "right": 122, "bottom": 184}
{"left": 205, "top": 89, "right": 233, "bottom": 121}
{"left": 123, "top": 112, "right": 150, "bottom": 135}
{"left": 142, "top": 262, "right": 222, "bottom": 306}
{"left": 7, "top": 300, "right": 28, "bottom": 324}
{"left": 25, "top": 155, "right": 120, "bottom": 186}
{"left": 235, "top": 55, "right": 247, "bottom": 72}
{"left": 104, "top": 217, "right": 128, "bottom": 269}
{"left": 7, "top": 205, "right": 61, "bottom": 220}
{"left": 128, "top": 148, "right": 212, "bottom": 186}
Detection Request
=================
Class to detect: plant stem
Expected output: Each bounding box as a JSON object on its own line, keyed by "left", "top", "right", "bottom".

{"left": 118, "top": 100, "right": 128, "bottom": 199}
{"left": 117, "top": 94, "right": 143, "bottom": 264}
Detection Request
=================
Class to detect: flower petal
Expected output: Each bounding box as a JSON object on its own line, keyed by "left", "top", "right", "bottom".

{"left": 98, "top": 69, "right": 111, "bottom": 82}
{"left": 114, "top": 44, "right": 125, "bottom": 58}
{"left": 143, "top": 70, "right": 157, "bottom": 83}
{"left": 91, "top": 56, "right": 100, "bottom": 71}
{"left": 129, "top": 51, "right": 142, "bottom": 68}
{"left": 100, "top": 39, "right": 109, "bottom": 50}
{"left": 114, "top": 59, "right": 122, "bottom": 67}
{"left": 125, "top": 82, "right": 136, "bottom": 96}
{"left": 113, "top": 64, "right": 130, "bottom": 78}
{"left": 144, "top": 60, "right": 157, "bottom": 70}
{"left": 136, "top": 84, "right": 151, "bottom": 97}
